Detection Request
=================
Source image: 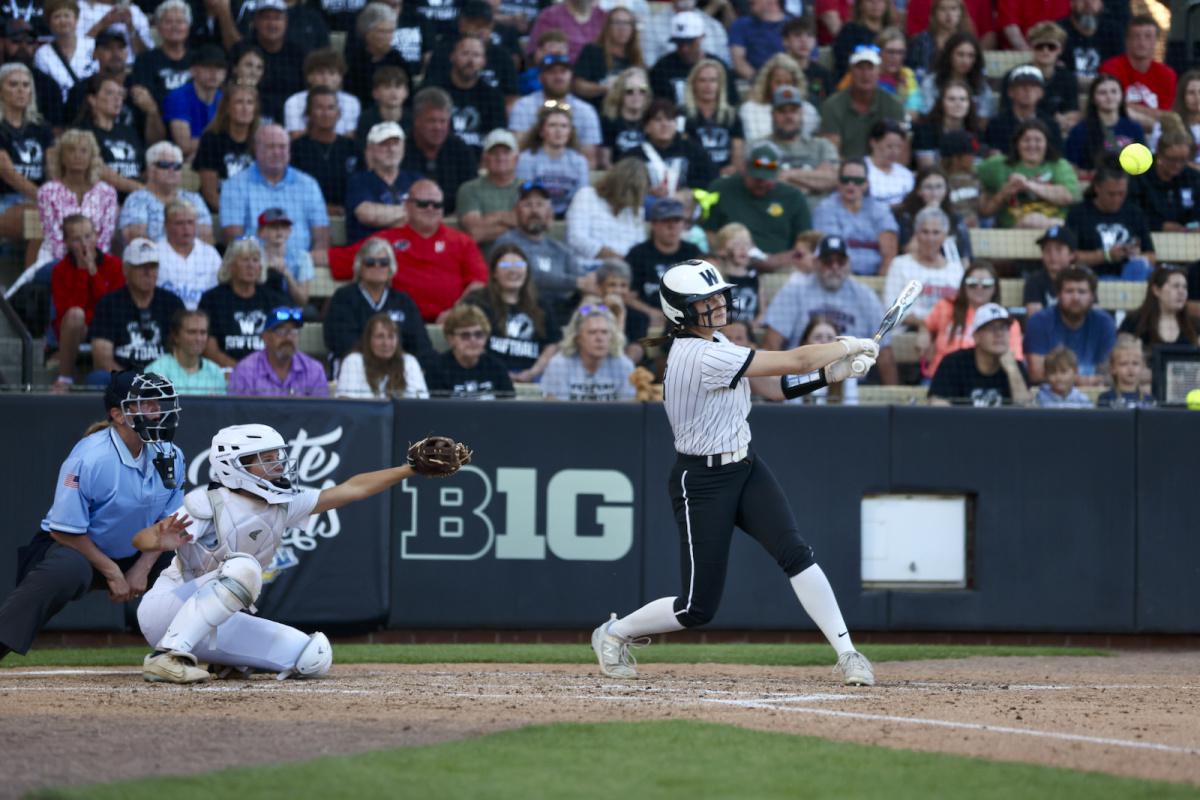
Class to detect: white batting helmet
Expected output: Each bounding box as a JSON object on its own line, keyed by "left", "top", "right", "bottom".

{"left": 209, "top": 424, "right": 300, "bottom": 504}
{"left": 659, "top": 259, "right": 737, "bottom": 327}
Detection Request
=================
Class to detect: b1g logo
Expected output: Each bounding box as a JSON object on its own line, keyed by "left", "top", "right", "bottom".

{"left": 401, "top": 467, "right": 634, "bottom": 562}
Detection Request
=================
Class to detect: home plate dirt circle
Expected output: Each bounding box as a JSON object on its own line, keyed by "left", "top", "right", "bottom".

{"left": 1, "top": 651, "right": 1197, "bottom": 798}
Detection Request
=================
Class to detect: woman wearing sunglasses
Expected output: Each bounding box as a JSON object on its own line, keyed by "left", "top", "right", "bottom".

{"left": 119, "top": 140, "right": 213, "bottom": 245}
{"left": 422, "top": 303, "right": 514, "bottom": 399}
{"left": 920, "top": 262, "right": 1022, "bottom": 380}
{"left": 462, "top": 244, "right": 561, "bottom": 383}
{"left": 600, "top": 67, "right": 650, "bottom": 168}
{"left": 35, "top": 128, "right": 117, "bottom": 266}
{"left": 540, "top": 303, "right": 635, "bottom": 401}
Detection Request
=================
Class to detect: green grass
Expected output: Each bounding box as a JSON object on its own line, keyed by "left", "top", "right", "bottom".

{"left": 1, "top": 642, "right": 1107, "bottom": 668}
{"left": 28, "top": 721, "right": 1198, "bottom": 800}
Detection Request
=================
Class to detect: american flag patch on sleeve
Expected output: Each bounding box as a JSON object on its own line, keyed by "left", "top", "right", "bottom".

{"left": 64, "top": 473, "right": 80, "bottom": 489}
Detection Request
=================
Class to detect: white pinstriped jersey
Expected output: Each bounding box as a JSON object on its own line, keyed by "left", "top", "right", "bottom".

{"left": 663, "top": 332, "right": 754, "bottom": 456}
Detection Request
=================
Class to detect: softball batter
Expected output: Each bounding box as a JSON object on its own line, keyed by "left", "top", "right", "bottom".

{"left": 592, "top": 259, "right": 878, "bottom": 686}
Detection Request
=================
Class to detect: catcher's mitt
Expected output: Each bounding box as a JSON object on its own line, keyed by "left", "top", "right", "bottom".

{"left": 407, "top": 436, "right": 472, "bottom": 477}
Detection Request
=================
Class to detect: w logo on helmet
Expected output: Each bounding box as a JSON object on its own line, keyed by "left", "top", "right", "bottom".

{"left": 700, "top": 269, "right": 719, "bottom": 287}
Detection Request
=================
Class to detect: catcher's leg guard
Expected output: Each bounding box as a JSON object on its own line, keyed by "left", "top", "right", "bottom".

{"left": 157, "top": 554, "right": 263, "bottom": 655}
{"left": 277, "top": 632, "right": 333, "bottom": 680}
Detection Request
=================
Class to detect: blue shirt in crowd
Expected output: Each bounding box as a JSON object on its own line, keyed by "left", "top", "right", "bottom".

{"left": 219, "top": 164, "right": 330, "bottom": 266}
{"left": 1024, "top": 307, "right": 1117, "bottom": 377}
{"left": 41, "top": 427, "right": 185, "bottom": 560}
{"left": 163, "top": 82, "right": 221, "bottom": 138}
{"left": 728, "top": 14, "right": 791, "bottom": 70}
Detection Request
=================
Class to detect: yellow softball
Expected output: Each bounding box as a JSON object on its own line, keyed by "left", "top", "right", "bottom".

{"left": 1187, "top": 388, "right": 1200, "bottom": 410}
{"left": 1119, "top": 143, "right": 1153, "bottom": 176}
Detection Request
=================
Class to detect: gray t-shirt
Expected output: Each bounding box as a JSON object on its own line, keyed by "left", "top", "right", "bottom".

{"left": 491, "top": 230, "right": 585, "bottom": 301}
{"left": 541, "top": 353, "right": 636, "bottom": 401}
{"left": 763, "top": 272, "right": 890, "bottom": 348}
{"left": 811, "top": 195, "right": 899, "bottom": 276}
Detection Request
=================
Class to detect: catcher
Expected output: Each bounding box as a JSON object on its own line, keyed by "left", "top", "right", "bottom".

{"left": 133, "top": 424, "right": 471, "bottom": 684}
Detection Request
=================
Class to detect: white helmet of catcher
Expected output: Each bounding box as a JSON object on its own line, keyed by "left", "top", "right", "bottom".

{"left": 209, "top": 424, "right": 300, "bottom": 504}
{"left": 659, "top": 259, "right": 737, "bottom": 327}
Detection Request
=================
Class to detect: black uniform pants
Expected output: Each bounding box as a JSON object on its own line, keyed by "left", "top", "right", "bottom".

{"left": 669, "top": 451, "right": 815, "bottom": 628}
{"left": 0, "top": 533, "right": 169, "bottom": 656}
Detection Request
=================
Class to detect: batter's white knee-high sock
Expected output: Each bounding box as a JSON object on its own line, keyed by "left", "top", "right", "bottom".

{"left": 790, "top": 564, "right": 856, "bottom": 656}
{"left": 610, "top": 596, "right": 685, "bottom": 639}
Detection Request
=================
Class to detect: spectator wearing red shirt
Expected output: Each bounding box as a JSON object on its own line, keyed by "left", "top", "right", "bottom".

{"left": 330, "top": 179, "right": 488, "bottom": 322}
{"left": 1100, "top": 15, "right": 1177, "bottom": 131}
{"left": 813, "top": 0, "right": 851, "bottom": 45}
{"left": 997, "top": 0, "right": 1069, "bottom": 51}
{"left": 50, "top": 214, "right": 124, "bottom": 392}
{"left": 906, "top": 0, "right": 997, "bottom": 50}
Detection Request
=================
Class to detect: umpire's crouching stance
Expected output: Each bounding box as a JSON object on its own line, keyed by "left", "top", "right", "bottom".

{"left": 0, "top": 371, "right": 185, "bottom": 661}
{"left": 591, "top": 260, "right": 878, "bottom": 686}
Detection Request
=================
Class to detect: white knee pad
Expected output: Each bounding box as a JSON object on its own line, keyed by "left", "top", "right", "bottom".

{"left": 216, "top": 553, "right": 263, "bottom": 612}
{"left": 158, "top": 554, "right": 264, "bottom": 655}
{"left": 277, "top": 632, "right": 333, "bottom": 680}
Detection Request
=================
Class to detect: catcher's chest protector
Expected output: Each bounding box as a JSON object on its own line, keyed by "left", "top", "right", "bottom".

{"left": 174, "top": 487, "right": 290, "bottom": 579}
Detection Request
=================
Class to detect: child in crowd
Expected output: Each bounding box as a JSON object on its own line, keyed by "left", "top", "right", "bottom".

{"left": 256, "top": 209, "right": 314, "bottom": 309}
{"left": 792, "top": 231, "right": 823, "bottom": 273}
{"left": 1035, "top": 346, "right": 1093, "bottom": 408}
{"left": 284, "top": 49, "right": 361, "bottom": 140}
{"left": 355, "top": 67, "right": 409, "bottom": 146}
{"left": 710, "top": 223, "right": 761, "bottom": 323}
{"left": 1097, "top": 337, "right": 1157, "bottom": 408}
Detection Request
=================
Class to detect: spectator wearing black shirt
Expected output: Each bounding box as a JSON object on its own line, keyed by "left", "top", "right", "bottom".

{"left": 985, "top": 65, "right": 1063, "bottom": 156}
{"left": 1063, "top": 73, "right": 1145, "bottom": 172}
{"left": 624, "top": 196, "right": 702, "bottom": 324}
{"left": 423, "top": 34, "right": 506, "bottom": 156}
{"left": 422, "top": 303, "right": 515, "bottom": 398}
{"left": 462, "top": 243, "right": 562, "bottom": 381}
{"left": 600, "top": 67, "right": 649, "bottom": 168}
{"left": 131, "top": 0, "right": 192, "bottom": 110}
{"left": 635, "top": 98, "right": 717, "bottom": 195}
{"left": 78, "top": 74, "right": 144, "bottom": 197}
{"left": 424, "top": 1, "right": 519, "bottom": 104}
{"left": 65, "top": 29, "right": 164, "bottom": 155}
{"left": 1059, "top": 0, "right": 1124, "bottom": 84}
{"left": 573, "top": 6, "right": 644, "bottom": 112}
{"left": 911, "top": 78, "right": 981, "bottom": 170}
{"left": 230, "top": 0, "right": 306, "bottom": 123}
{"left": 1129, "top": 128, "right": 1200, "bottom": 232}
{"left": 0, "top": 1, "right": 46, "bottom": 37}
{"left": 90, "top": 238, "right": 186, "bottom": 379}
{"left": 0, "top": 61, "right": 52, "bottom": 263}
{"left": 1066, "top": 163, "right": 1156, "bottom": 280}
{"left": 345, "top": 3, "right": 418, "bottom": 107}
{"left": 1, "top": 19, "right": 64, "bottom": 127}
{"left": 682, "top": 59, "right": 743, "bottom": 175}
{"left": 193, "top": 82, "right": 258, "bottom": 212}
{"left": 929, "top": 303, "right": 1031, "bottom": 406}
{"left": 354, "top": 65, "right": 409, "bottom": 152}
{"left": 1023, "top": 224, "right": 1077, "bottom": 318}
{"left": 649, "top": 11, "right": 737, "bottom": 107}
{"left": 997, "top": 23, "right": 1080, "bottom": 134}
{"left": 1117, "top": 266, "right": 1198, "bottom": 351}
{"left": 290, "top": 87, "right": 359, "bottom": 213}
{"left": 323, "top": 236, "right": 432, "bottom": 363}
{"left": 400, "top": 87, "right": 478, "bottom": 215}
{"left": 345, "top": 121, "right": 418, "bottom": 244}
{"left": 782, "top": 16, "right": 833, "bottom": 106}
{"left": 197, "top": 236, "right": 288, "bottom": 368}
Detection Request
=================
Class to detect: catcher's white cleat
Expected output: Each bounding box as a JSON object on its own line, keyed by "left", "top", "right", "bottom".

{"left": 591, "top": 613, "right": 646, "bottom": 679}
{"left": 835, "top": 650, "right": 875, "bottom": 687}
{"left": 143, "top": 651, "right": 211, "bottom": 684}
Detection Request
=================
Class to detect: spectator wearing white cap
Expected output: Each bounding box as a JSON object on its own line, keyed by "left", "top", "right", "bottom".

{"left": 88, "top": 238, "right": 186, "bottom": 383}
{"left": 649, "top": 11, "right": 738, "bottom": 108}
{"left": 345, "top": 120, "right": 418, "bottom": 245}
{"left": 929, "top": 302, "right": 1031, "bottom": 406}
{"left": 817, "top": 45, "right": 905, "bottom": 161}
{"left": 457, "top": 129, "right": 521, "bottom": 248}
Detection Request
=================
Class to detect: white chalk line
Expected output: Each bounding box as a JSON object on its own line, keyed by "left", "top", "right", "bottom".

{"left": 699, "top": 697, "right": 1200, "bottom": 756}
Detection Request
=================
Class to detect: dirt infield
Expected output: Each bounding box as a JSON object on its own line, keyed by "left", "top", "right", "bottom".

{"left": 1, "top": 651, "right": 1198, "bottom": 798}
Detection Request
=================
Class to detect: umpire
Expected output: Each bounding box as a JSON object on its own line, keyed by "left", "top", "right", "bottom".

{"left": 0, "top": 371, "right": 186, "bottom": 662}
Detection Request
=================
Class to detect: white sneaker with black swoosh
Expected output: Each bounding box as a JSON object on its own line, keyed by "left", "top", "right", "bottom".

{"left": 835, "top": 650, "right": 875, "bottom": 687}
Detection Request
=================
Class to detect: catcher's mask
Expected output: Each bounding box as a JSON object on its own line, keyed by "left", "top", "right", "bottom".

{"left": 210, "top": 424, "right": 300, "bottom": 504}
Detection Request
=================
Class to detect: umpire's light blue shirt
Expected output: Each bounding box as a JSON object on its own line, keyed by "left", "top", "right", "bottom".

{"left": 218, "top": 164, "right": 330, "bottom": 265}
{"left": 40, "top": 427, "right": 186, "bottom": 560}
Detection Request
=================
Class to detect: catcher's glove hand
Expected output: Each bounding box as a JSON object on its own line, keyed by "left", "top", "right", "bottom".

{"left": 407, "top": 436, "right": 472, "bottom": 477}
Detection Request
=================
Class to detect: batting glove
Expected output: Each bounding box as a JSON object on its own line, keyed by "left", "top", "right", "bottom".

{"left": 826, "top": 354, "right": 875, "bottom": 383}
{"left": 837, "top": 336, "right": 880, "bottom": 360}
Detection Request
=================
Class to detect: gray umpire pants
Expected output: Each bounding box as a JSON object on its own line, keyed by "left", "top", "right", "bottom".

{"left": 0, "top": 533, "right": 167, "bottom": 656}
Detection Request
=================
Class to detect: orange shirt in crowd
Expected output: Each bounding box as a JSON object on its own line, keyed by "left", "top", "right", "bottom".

{"left": 923, "top": 298, "right": 1024, "bottom": 379}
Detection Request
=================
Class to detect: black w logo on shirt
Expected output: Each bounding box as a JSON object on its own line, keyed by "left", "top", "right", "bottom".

{"left": 700, "top": 269, "right": 719, "bottom": 287}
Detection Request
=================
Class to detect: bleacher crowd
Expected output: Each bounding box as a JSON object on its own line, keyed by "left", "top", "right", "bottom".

{"left": 0, "top": 0, "right": 1198, "bottom": 405}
